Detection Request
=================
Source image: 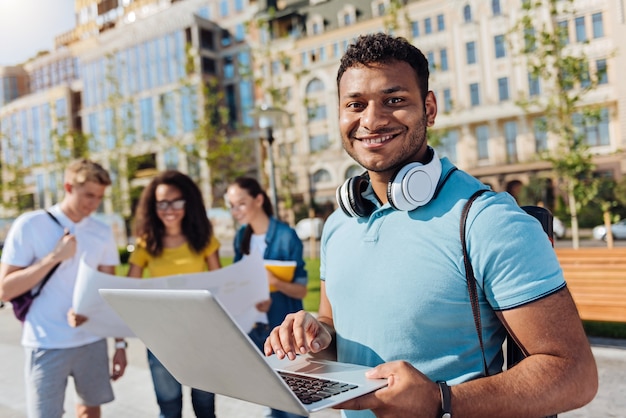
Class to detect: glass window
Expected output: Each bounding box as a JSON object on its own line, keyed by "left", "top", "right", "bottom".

{"left": 528, "top": 72, "right": 541, "bottom": 96}
{"left": 306, "top": 78, "right": 325, "bottom": 94}
{"left": 161, "top": 92, "right": 176, "bottom": 137}
{"left": 443, "top": 88, "right": 452, "bottom": 112}
{"left": 234, "top": 0, "right": 244, "bottom": 13}
{"left": 32, "top": 107, "right": 42, "bottom": 164}
{"left": 427, "top": 51, "right": 435, "bottom": 72}
{"left": 492, "top": 0, "right": 501, "bottom": 16}
{"left": 440, "top": 130, "right": 458, "bottom": 163}
{"left": 437, "top": 14, "right": 445, "bottom": 31}
{"left": 411, "top": 21, "right": 419, "bottom": 37}
{"left": 524, "top": 27, "right": 536, "bottom": 52}
{"left": 575, "top": 16, "right": 586, "bottom": 42}
{"left": 463, "top": 5, "right": 472, "bottom": 22}
{"left": 592, "top": 13, "right": 604, "bottom": 38}
{"left": 596, "top": 59, "right": 608, "bottom": 84}
{"left": 533, "top": 117, "right": 548, "bottom": 152}
{"left": 557, "top": 20, "right": 568, "bottom": 45}
{"left": 309, "top": 134, "right": 330, "bottom": 152}
{"left": 424, "top": 17, "right": 432, "bottom": 34}
{"left": 476, "top": 125, "right": 489, "bottom": 160}
{"left": 313, "top": 169, "right": 331, "bottom": 184}
{"left": 219, "top": 0, "right": 228, "bottom": 17}
{"left": 105, "top": 108, "right": 115, "bottom": 149}
{"left": 140, "top": 97, "right": 155, "bottom": 140}
{"left": 181, "top": 88, "right": 197, "bottom": 133}
{"left": 494, "top": 35, "right": 506, "bottom": 58}
{"left": 498, "top": 77, "right": 509, "bottom": 101}
{"left": 466, "top": 41, "right": 476, "bottom": 64}
{"left": 224, "top": 55, "right": 234, "bottom": 79}
{"left": 307, "top": 105, "right": 327, "bottom": 122}
{"left": 235, "top": 23, "right": 245, "bottom": 41}
{"left": 439, "top": 49, "right": 448, "bottom": 71}
{"left": 504, "top": 121, "right": 518, "bottom": 163}
{"left": 470, "top": 83, "right": 480, "bottom": 106}
{"left": 164, "top": 147, "right": 179, "bottom": 170}
{"left": 88, "top": 112, "right": 101, "bottom": 152}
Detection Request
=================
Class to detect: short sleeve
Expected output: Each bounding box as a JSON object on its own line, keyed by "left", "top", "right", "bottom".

{"left": 202, "top": 234, "right": 220, "bottom": 258}
{"left": 128, "top": 241, "right": 150, "bottom": 268}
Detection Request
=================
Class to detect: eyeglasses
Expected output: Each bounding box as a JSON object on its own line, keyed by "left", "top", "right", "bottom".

{"left": 156, "top": 199, "right": 186, "bottom": 211}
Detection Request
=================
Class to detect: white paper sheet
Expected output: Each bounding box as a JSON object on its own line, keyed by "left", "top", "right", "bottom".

{"left": 72, "top": 252, "right": 269, "bottom": 337}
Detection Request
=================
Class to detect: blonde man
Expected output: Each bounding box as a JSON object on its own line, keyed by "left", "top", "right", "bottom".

{"left": 0, "top": 159, "right": 127, "bottom": 418}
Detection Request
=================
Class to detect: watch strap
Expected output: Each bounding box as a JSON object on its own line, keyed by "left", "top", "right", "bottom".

{"left": 115, "top": 340, "right": 128, "bottom": 349}
{"left": 437, "top": 381, "right": 452, "bottom": 418}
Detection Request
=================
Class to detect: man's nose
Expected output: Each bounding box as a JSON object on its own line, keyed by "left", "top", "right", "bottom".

{"left": 360, "top": 102, "right": 389, "bottom": 131}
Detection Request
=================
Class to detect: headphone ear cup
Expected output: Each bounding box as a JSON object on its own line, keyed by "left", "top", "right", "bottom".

{"left": 387, "top": 150, "right": 442, "bottom": 211}
{"left": 336, "top": 175, "right": 376, "bottom": 218}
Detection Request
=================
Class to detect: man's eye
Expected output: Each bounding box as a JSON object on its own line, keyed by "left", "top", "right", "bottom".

{"left": 346, "top": 102, "right": 364, "bottom": 109}
{"left": 387, "top": 97, "right": 404, "bottom": 104}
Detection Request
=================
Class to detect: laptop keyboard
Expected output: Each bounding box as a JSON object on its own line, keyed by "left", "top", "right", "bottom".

{"left": 278, "top": 371, "right": 359, "bottom": 405}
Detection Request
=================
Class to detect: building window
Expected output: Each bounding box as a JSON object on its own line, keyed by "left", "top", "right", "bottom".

{"left": 219, "top": 0, "right": 228, "bottom": 17}
{"left": 476, "top": 125, "right": 489, "bottom": 160}
{"left": 466, "top": 41, "right": 477, "bottom": 64}
{"left": 557, "top": 20, "right": 569, "bottom": 45}
{"left": 596, "top": 59, "right": 608, "bottom": 84}
{"left": 306, "top": 78, "right": 325, "bottom": 94}
{"left": 497, "top": 77, "right": 509, "bottom": 101}
{"left": 533, "top": 117, "right": 548, "bottom": 152}
{"left": 309, "top": 134, "right": 330, "bottom": 152}
{"left": 575, "top": 16, "right": 586, "bottom": 42}
{"left": 440, "top": 130, "right": 459, "bottom": 163}
{"left": 504, "top": 121, "right": 518, "bottom": 163}
{"left": 574, "top": 108, "right": 610, "bottom": 146}
{"left": 492, "top": 0, "right": 501, "bottom": 16}
{"left": 164, "top": 147, "right": 179, "bottom": 170}
{"left": 470, "top": 83, "right": 480, "bottom": 106}
{"left": 424, "top": 17, "right": 432, "bottom": 34}
{"left": 234, "top": 0, "right": 244, "bottom": 13}
{"left": 528, "top": 72, "right": 541, "bottom": 96}
{"left": 592, "top": 12, "right": 604, "bottom": 38}
{"left": 427, "top": 51, "right": 435, "bottom": 72}
{"left": 494, "top": 35, "right": 506, "bottom": 58}
{"left": 313, "top": 169, "right": 331, "bottom": 183}
{"left": 443, "top": 88, "right": 452, "bottom": 112}
{"left": 463, "top": 5, "right": 472, "bottom": 22}
{"left": 437, "top": 14, "right": 445, "bottom": 31}
{"left": 307, "top": 104, "right": 327, "bottom": 122}
{"left": 411, "top": 21, "right": 419, "bottom": 37}
{"left": 439, "top": 49, "right": 448, "bottom": 71}
{"left": 140, "top": 97, "right": 155, "bottom": 140}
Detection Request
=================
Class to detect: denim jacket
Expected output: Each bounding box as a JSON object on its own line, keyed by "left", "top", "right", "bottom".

{"left": 233, "top": 217, "right": 307, "bottom": 327}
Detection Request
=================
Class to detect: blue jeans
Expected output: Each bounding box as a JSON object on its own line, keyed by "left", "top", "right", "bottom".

{"left": 248, "top": 324, "right": 306, "bottom": 418}
{"left": 147, "top": 350, "right": 215, "bottom": 418}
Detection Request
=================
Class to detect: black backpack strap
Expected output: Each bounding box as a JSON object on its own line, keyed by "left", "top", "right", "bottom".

{"left": 460, "top": 189, "right": 490, "bottom": 376}
{"left": 31, "top": 210, "right": 65, "bottom": 298}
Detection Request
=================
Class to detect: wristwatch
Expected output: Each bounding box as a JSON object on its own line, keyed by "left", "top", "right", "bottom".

{"left": 437, "top": 381, "right": 452, "bottom": 418}
{"left": 114, "top": 340, "right": 128, "bottom": 350}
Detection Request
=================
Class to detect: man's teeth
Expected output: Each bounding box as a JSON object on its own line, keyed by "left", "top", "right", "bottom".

{"left": 363, "top": 134, "right": 393, "bottom": 144}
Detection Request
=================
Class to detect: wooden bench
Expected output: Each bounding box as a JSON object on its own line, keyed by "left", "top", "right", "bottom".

{"left": 555, "top": 248, "right": 626, "bottom": 323}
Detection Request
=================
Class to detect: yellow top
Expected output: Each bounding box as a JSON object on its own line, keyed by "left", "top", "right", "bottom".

{"left": 128, "top": 235, "right": 220, "bottom": 277}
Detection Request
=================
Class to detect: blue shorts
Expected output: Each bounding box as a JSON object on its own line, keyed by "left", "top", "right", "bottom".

{"left": 24, "top": 339, "right": 114, "bottom": 418}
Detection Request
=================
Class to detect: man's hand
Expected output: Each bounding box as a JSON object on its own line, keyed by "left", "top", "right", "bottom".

{"left": 52, "top": 230, "right": 77, "bottom": 262}
{"left": 111, "top": 347, "right": 127, "bottom": 381}
{"left": 67, "top": 307, "right": 88, "bottom": 327}
{"left": 264, "top": 310, "right": 332, "bottom": 360}
{"left": 336, "top": 361, "right": 440, "bottom": 418}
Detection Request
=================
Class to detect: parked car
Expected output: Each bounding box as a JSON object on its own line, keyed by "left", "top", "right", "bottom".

{"left": 295, "top": 218, "right": 324, "bottom": 240}
{"left": 553, "top": 217, "right": 566, "bottom": 239}
{"left": 592, "top": 219, "right": 626, "bottom": 241}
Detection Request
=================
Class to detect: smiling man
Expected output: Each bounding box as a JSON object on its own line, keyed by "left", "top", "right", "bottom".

{"left": 266, "top": 33, "right": 598, "bottom": 418}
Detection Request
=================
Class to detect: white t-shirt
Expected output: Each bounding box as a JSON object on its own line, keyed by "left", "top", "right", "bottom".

{"left": 248, "top": 233, "right": 268, "bottom": 324}
{"left": 1, "top": 204, "right": 120, "bottom": 349}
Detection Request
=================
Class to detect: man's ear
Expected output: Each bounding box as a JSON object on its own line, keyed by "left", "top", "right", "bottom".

{"left": 425, "top": 91, "right": 437, "bottom": 127}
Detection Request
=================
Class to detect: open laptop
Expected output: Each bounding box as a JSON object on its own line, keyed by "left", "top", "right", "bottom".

{"left": 99, "top": 288, "right": 387, "bottom": 416}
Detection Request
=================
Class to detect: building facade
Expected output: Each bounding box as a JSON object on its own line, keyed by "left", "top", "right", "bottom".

{"left": 1, "top": 0, "right": 625, "bottom": 225}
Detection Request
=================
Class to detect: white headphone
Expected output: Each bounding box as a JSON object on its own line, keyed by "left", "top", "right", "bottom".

{"left": 337, "top": 147, "right": 442, "bottom": 217}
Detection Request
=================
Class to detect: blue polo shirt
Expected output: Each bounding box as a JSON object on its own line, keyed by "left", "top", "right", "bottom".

{"left": 321, "top": 159, "right": 564, "bottom": 418}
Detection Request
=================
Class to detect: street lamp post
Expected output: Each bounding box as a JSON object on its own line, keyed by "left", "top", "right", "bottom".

{"left": 259, "top": 119, "right": 279, "bottom": 214}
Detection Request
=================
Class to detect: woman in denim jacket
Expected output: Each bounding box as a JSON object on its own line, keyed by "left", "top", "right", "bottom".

{"left": 227, "top": 177, "right": 308, "bottom": 418}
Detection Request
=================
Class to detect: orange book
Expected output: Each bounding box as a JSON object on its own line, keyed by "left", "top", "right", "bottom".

{"left": 264, "top": 260, "right": 296, "bottom": 292}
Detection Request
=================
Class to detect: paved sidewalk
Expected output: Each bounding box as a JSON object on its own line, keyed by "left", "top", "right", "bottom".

{"left": 1, "top": 306, "right": 625, "bottom": 417}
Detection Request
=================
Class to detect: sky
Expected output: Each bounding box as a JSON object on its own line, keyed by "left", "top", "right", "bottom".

{"left": 0, "top": 0, "right": 76, "bottom": 66}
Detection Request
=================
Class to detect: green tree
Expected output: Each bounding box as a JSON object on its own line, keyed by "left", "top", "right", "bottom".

{"left": 511, "top": 0, "right": 606, "bottom": 248}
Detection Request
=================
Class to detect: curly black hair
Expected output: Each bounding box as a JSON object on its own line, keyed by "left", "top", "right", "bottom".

{"left": 132, "top": 170, "right": 213, "bottom": 256}
{"left": 337, "top": 33, "right": 430, "bottom": 101}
